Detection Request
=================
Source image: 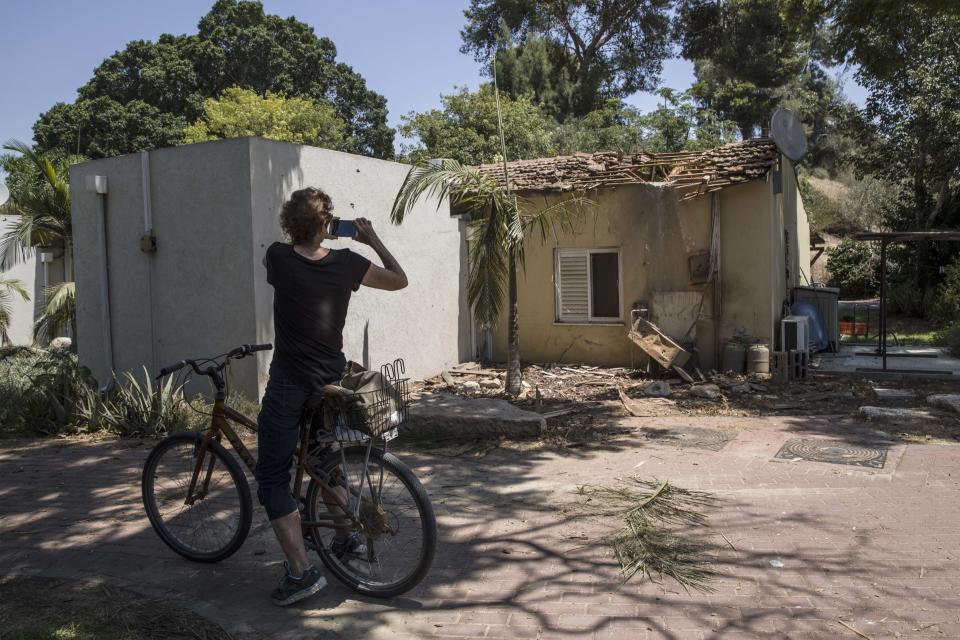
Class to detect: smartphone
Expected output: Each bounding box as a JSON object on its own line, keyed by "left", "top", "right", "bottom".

{"left": 328, "top": 218, "right": 358, "bottom": 239}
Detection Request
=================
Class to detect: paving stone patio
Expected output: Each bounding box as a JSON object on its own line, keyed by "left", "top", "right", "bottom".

{"left": 2, "top": 414, "right": 959, "bottom": 639}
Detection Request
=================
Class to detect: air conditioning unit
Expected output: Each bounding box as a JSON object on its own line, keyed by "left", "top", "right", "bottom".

{"left": 781, "top": 315, "right": 810, "bottom": 355}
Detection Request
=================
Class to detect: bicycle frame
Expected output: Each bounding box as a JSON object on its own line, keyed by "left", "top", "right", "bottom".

{"left": 185, "top": 397, "right": 370, "bottom": 535}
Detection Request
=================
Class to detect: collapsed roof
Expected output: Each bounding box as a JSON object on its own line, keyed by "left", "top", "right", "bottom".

{"left": 474, "top": 138, "right": 779, "bottom": 201}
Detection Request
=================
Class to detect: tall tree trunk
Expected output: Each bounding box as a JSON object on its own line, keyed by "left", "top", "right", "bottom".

{"left": 505, "top": 253, "right": 522, "bottom": 396}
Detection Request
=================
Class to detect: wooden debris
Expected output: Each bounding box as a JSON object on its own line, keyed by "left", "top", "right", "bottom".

{"left": 627, "top": 318, "right": 691, "bottom": 369}
{"left": 440, "top": 370, "right": 455, "bottom": 388}
{"left": 836, "top": 619, "right": 873, "bottom": 640}
{"left": 560, "top": 366, "right": 617, "bottom": 378}
{"left": 619, "top": 388, "right": 644, "bottom": 417}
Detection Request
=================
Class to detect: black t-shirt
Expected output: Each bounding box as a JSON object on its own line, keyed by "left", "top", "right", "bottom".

{"left": 265, "top": 242, "right": 372, "bottom": 390}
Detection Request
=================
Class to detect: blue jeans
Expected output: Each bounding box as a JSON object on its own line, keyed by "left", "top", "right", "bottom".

{"left": 254, "top": 375, "right": 311, "bottom": 520}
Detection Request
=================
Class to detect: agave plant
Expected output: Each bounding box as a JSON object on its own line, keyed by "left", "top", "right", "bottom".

{"left": 391, "top": 159, "right": 589, "bottom": 395}
{"left": 79, "top": 367, "right": 193, "bottom": 437}
{"left": 0, "top": 276, "right": 30, "bottom": 344}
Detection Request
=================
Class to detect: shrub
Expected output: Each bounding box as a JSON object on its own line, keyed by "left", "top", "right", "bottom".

{"left": 78, "top": 368, "right": 195, "bottom": 437}
{"left": 0, "top": 346, "right": 95, "bottom": 436}
{"left": 1, "top": 348, "right": 261, "bottom": 438}
{"left": 886, "top": 280, "right": 936, "bottom": 318}
{"left": 933, "top": 255, "right": 960, "bottom": 323}
{"left": 826, "top": 239, "right": 880, "bottom": 299}
{"left": 941, "top": 323, "right": 960, "bottom": 357}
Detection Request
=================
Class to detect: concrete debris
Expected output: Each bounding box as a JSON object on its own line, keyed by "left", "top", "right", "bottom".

{"left": 927, "top": 394, "right": 960, "bottom": 414}
{"left": 49, "top": 337, "right": 72, "bottom": 351}
{"left": 690, "top": 384, "right": 724, "bottom": 400}
{"left": 644, "top": 381, "right": 672, "bottom": 397}
{"left": 859, "top": 406, "right": 934, "bottom": 420}
{"left": 731, "top": 383, "right": 753, "bottom": 394}
{"left": 404, "top": 393, "right": 544, "bottom": 441}
{"left": 872, "top": 387, "right": 914, "bottom": 399}
{"left": 479, "top": 379, "right": 501, "bottom": 390}
{"left": 440, "top": 370, "right": 456, "bottom": 388}
{"left": 461, "top": 381, "right": 481, "bottom": 393}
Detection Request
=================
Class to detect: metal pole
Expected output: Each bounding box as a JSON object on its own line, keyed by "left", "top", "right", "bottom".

{"left": 879, "top": 240, "right": 887, "bottom": 371}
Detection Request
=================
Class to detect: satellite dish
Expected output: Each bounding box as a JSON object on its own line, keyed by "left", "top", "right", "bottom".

{"left": 0, "top": 183, "right": 8, "bottom": 207}
{"left": 770, "top": 108, "right": 808, "bottom": 163}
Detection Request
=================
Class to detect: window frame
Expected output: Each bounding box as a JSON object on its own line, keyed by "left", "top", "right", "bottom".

{"left": 554, "top": 247, "right": 623, "bottom": 324}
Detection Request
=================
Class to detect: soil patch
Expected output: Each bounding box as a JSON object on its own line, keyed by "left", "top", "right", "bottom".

{"left": 0, "top": 575, "right": 231, "bottom": 640}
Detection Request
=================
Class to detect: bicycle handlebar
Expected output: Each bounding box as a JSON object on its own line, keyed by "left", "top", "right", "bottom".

{"left": 156, "top": 343, "right": 272, "bottom": 380}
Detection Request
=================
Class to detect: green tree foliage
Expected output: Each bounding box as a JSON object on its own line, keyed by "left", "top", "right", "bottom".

{"left": 400, "top": 87, "right": 736, "bottom": 164}
{"left": 461, "top": 0, "right": 673, "bottom": 118}
{"left": 0, "top": 278, "right": 30, "bottom": 345}
{"left": 826, "top": 238, "right": 879, "bottom": 298}
{"left": 33, "top": 0, "right": 393, "bottom": 159}
{"left": 675, "top": 0, "right": 860, "bottom": 163}
{"left": 0, "top": 141, "right": 80, "bottom": 342}
{"left": 0, "top": 141, "right": 79, "bottom": 271}
{"left": 934, "top": 256, "right": 960, "bottom": 323}
{"left": 398, "top": 86, "right": 558, "bottom": 165}
{"left": 830, "top": 5, "right": 960, "bottom": 295}
{"left": 676, "top": 0, "right": 815, "bottom": 139}
{"left": 182, "top": 87, "right": 347, "bottom": 147}
{"left": 799, "top": 173, "right": 894, "bottom": 233}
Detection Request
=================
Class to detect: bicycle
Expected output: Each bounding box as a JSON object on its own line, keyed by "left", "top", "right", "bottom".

{"left": 140, "top": 343, "right": 437, "bottom": 598}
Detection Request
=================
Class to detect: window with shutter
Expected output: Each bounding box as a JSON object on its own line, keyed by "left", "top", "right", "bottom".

{"left": 555, "top": 248, "right": 622, "bottom": 323}
{"left": 557, "top": 250, "right": 589, "bottom": 321}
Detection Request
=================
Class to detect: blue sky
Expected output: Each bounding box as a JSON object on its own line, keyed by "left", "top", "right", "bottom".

{"left": 0, "top": 0, "right": 867, "bottom": 159}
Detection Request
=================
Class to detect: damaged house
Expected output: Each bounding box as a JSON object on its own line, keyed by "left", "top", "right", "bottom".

{"left": 476, "top": 138, "right": 812, "bottom": 370}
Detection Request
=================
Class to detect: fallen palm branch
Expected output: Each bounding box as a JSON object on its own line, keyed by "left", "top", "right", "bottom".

{"left": 570, "top": 478, "right": 719, "bottom": 592}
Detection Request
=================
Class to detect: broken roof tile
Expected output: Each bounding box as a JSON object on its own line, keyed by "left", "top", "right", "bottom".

{"left": 474, "top": 139, "right": 778, "bottom": 200}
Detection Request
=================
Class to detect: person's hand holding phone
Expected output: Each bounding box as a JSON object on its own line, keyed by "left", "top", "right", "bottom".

{"left": 354, "top": 218, "right": 380, "bottom": 246}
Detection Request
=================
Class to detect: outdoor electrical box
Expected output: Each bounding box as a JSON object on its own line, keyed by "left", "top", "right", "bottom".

{"left": 84, "top": 175, "right": 108, "bottom": 194}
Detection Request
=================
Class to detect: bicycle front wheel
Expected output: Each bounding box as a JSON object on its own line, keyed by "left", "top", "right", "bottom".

{"left": 141, "top": 432, "right": 252, "bottom": 563}
{"left": 305, "top": 446, "right": 437, "bottom": 598}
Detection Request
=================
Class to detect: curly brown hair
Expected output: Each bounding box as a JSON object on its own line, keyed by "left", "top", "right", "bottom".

{"left": 280, "top": 187, "right": 334, "bottom": 245}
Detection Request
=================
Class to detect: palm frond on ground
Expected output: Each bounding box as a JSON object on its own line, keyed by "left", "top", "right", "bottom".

{"left": 33, "top": 281, "right": 75, "bottom": 344}
{"left": 570, "top": 478, "right": 719, "bottom": 592}
{"left": 0, "top": 277, "right": 30, "bottom": 344}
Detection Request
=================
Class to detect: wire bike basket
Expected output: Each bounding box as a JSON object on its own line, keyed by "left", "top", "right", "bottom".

{"left": 325, "top": 359, "right": 410, "bottom": 442}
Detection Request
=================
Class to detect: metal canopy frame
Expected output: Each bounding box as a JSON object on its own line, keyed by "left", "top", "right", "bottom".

{"left": 853, "top": 230, "right": 960, "bottom": 373}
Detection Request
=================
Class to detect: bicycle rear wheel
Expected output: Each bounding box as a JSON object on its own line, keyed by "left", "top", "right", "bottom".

{"left": 141, "top": 432, "right": 252, "bottom": 563}
{"left": 304, "top": 446, "right": 437, "bottom": 598}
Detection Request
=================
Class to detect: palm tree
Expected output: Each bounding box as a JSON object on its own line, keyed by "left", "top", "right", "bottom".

{"left": 1, "top": 140, "right": 78, "bottom": 343}
{"left": 33, "top": 281, "right": 76, "bottom": 344}
{"left": 0, "top": 276, "right": 30, "bottom": 344}
{"left": 391, "top": 160, "right": 588, "bottom": 396}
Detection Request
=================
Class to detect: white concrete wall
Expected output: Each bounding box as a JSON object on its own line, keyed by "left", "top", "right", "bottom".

{"left": 249, "top": 138, "right": 470, "bottom": 397}
{"left": 72, "top": 139, "right": 258, "bottom": 396}
{"left": 0, "top": 215, "right": 38, "bottom": 344}
{"left": 71, "top": 137, "right": 468, "bottom": 399}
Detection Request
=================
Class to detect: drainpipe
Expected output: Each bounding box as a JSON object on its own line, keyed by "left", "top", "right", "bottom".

{"left": 140, "top": 151, "right": 159, "bottom": 375}
{"left": 85, "top": 175, "right": 113, "bottom": 391}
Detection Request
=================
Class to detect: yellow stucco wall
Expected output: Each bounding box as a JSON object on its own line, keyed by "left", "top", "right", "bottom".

{"left": 489, "top": 163, "right": 809, "bottom": 369}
